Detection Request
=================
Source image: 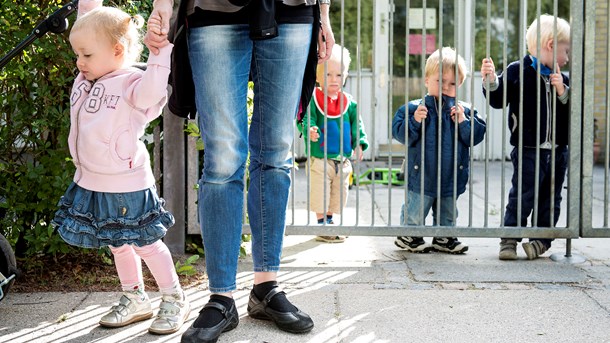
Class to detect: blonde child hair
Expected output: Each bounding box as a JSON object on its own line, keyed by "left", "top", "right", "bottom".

{"left": 425, "top": 47, "right": 468, "bottom": 85}
{"left": 71, "top": 7, "right": 144, "bottom": 66}
{"left": 316, "top": 44, "right": 352, "bottom": 84}
{"left": 526, "top": 14, "right": 570, "bottom": 56}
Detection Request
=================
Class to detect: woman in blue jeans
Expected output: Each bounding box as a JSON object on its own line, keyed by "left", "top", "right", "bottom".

{"left": 179, "top": 1, "right": 334, "bottom": 342}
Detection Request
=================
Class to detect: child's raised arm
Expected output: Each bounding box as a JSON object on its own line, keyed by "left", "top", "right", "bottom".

{"left": 481, "top": 57, "right": 497, "bottom": 84}
{"left": 77, "top": 0, "right": 103, "bottom": 17}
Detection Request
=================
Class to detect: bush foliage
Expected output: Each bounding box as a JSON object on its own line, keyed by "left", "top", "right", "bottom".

{"left": 0, "top": 0, "right": 153, "bottom": 257}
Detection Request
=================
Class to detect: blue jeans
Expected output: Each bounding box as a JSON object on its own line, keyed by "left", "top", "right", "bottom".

{"left": 503, "top": 147, "right": 568, "bottom": 247}
{"left": 401, "top": 190, "right": 458, "bottom": 234}
{"left": 188, "top": 24, "right": 312, "bottom": 293}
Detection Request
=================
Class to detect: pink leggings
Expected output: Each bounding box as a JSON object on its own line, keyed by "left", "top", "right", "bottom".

{"left": 110, "top": 240, "right": 180, "bottom": 295}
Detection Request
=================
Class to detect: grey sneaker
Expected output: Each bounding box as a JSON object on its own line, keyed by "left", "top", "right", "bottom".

{"left": 149, "top": 291, "right": 191, "bottom": 335}
{"left": 522, "top": 240, "right": 549, "bottom": 260}
{"left": 99, "top": 292, "right": 152, "bottom": 327}
{"left": 499, "top": 239, "right": 518, "bottom": 260}
{"left": 394, "top": 236, "right": 433, "bottom": 253}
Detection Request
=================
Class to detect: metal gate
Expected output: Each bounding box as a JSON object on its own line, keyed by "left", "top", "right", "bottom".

{"left": 160, "top": 0, "right": 610, "bottom": 254}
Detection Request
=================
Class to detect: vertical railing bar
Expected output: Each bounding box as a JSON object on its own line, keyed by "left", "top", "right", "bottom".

{"left": 549, "top": 0, "right": 558, "bottom": 228}
{"left": 388, "top": 0, "right": 394, "bottom": 225}
{"left": 484, "top": 0, "right": 492, "bottom": 228}
{"left": 371, "top": 0, "right": 377, "bottom": 226}
{"left": 436, "top": 0, "right": 443, "bottom": 228}
{"left": 404, "top": 0, "right": 410, "bottom": 228}
{"left": 468, "top": 0, "right": 476, "bottom": 227}
{"left": 484, "top": 0, "right": 491, "bottom": 227}
{"left": 338, "top": 0, "right": 345, "bottom": 226}
{"left": 420, "top": 0, "right": 427, "bottom": 225}
{"left": 355, "top": 0, "right": 362, "bottom": 227}
{"left": 533, "top": 0, "right": 541, "bottom": 228}
{"left": 605, "top": 0, "right": 610, "bottom": 228}
{"left": 517, "top": 0, "right": 526, "bottom": 228}
{"left": 501, "top": 0, "right": 509, "bottom": 228}
{"left": 291, "top": 122, "right": 296, "bottom": 225}
{"left": 306, "top": 73, "right": 312, "bottom": 226}
{"left": 519, "top": 4, "right": 550, "bottom": 226}
{"left": 453, "top": 0, "right": 459, "bottom": 226}
{"left": 323, "top": 60, "right": 328, "bottom": 228}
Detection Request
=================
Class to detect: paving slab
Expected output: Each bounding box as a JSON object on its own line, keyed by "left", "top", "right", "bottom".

{"left": 1, "top": 162, "right": 609, "bottom": 342}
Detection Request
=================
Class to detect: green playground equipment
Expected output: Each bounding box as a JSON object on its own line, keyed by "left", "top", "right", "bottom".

{"left": 357, "top": 168, "right": 405, "bottom": 186}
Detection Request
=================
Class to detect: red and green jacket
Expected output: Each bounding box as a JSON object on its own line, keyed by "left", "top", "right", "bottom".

{"left": 298, "top": 88, "right": 369, "bottom": 159}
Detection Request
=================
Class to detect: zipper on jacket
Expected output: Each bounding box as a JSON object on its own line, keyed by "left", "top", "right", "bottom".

{"left": 541, "top": 75, "right": 553, "bottom": 149}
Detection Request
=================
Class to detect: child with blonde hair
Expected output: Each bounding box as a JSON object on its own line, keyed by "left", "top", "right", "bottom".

{"left": 52, "top": 6, "right": 189, "bottom": 334}
{"left": 299, "top": 44, "right": 369, "bottom": 243}
{"left": 393, "top": 47, "right": 486, "bottom": 254}
{"left": 481, "top": 14, "right": 571, "bottom": 260}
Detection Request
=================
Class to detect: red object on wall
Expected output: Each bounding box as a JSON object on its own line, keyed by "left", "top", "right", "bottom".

{"left": 409, "top": 34, "right": 436, "bottom": 55}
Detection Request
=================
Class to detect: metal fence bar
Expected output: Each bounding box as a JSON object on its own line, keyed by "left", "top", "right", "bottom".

{"left": 578, "top": 0, "right": 592, "bottom": 235}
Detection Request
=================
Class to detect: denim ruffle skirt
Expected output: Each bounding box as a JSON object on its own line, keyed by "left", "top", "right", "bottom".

{"left": 53, "top": 182, "right": 175, "bottom": 248}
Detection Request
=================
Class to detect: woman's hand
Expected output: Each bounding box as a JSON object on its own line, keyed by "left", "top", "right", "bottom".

{"left": 144, "top": 0, "right": 173, "bottom": 55}
{"left": 317, "top": 4, "right": 335, "bottom": 63}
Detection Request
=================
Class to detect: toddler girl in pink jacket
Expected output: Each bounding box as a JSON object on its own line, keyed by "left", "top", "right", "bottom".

{"left": 52, "top": 5, "right": 189, "bottom": 334}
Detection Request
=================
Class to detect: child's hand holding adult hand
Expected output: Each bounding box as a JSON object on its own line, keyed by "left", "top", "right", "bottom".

{"left": 450, "top": 104, "right": 465, "bottom": 123}
{"left": 550, "top": 63, "right": 565, "bottom": 96}
{"left": 144, "top": 0, "right": 172, "bottom": 55}
{"left": 144, "top": 14, "right": 169, "bottom": 52}
{"left": 414, "top": 105, "right": 428, "bottom": 123}
{"left": 309, "top": 127, "right": 320, "bottom": 142}
{"left": 481, "top": 57, "right": 496, "bottom": 83}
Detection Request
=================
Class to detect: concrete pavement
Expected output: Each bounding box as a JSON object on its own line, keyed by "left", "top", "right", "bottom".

{"left": 1, "top": 161, "right": 609, "bottom": 343}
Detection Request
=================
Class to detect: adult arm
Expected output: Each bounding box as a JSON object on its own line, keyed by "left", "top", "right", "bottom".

{"left": 317, "top": 1, "right": 335, "bottom": 63}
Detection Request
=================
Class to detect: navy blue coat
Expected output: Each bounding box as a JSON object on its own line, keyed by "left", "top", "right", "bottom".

{"left": 483, "top": 55, "right": 570, "bottom": 147}
{"left": 392, "top": 95, "right": 486, "bottom": 197}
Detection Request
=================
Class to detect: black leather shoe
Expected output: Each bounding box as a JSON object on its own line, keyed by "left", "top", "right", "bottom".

{"left": 181, "top": 301, "right": 239, "bottom": 343}
{"left": 247, "top": 287, "right": 314, "bottom": 333}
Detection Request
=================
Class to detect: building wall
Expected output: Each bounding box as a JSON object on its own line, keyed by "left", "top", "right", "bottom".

{"left": 594, "top": 0, "right": 608, "bottom": 163}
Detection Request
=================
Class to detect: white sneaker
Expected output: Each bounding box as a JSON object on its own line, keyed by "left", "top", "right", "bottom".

{"left": 148, "top": 291, "right": 191, "bottom": 334}
{"left": 99, "top": 292, "right": 152, "bottom": 327}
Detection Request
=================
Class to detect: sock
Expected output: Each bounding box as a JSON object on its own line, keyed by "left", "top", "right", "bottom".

{"left": 192, "top": 294, "right": 234, "bottom": 329}
{"left": 253, "top": 281, "right": 297, "bottom": 312}
{"left": 123, "top": 283, "right": 146, "bottom": 301}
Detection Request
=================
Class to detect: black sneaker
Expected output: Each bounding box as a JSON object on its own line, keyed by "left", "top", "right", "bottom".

{"left": 432, "top": 237, "right": 468, "bottom": 254}
{"left": 394, "top": 236, "right": 433, "bottom": 253}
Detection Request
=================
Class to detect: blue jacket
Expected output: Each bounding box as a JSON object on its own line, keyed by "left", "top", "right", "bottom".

{"left": 392, "top": 95, "right": 486, "bottom": 197}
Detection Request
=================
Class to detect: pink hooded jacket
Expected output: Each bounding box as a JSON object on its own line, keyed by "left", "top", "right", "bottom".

{"left": 68, "top": 44, "right": 173, "bottom": 193}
